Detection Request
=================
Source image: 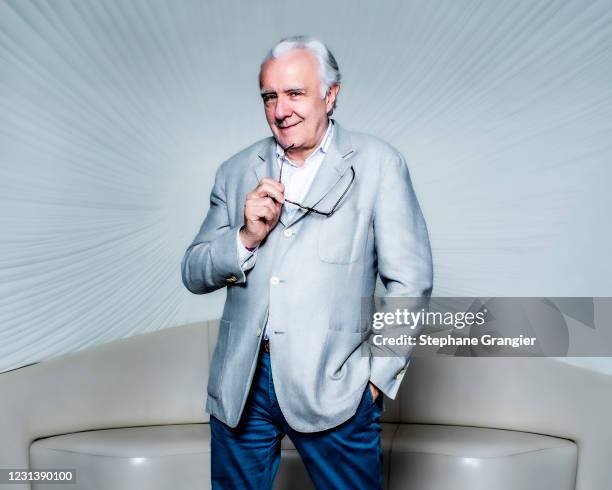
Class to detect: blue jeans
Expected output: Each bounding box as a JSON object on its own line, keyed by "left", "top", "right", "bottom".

{"left": 210, "top": 350, "right": 384, "bottom": 489}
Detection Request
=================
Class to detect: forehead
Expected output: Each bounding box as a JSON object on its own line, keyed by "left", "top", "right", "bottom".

{"left": 260, "top": 49, "right": 321, "bottom": 90}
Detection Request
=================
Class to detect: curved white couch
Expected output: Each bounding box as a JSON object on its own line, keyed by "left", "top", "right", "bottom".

{"left": 1, "top": 322, "right": 609, "bottom": 489}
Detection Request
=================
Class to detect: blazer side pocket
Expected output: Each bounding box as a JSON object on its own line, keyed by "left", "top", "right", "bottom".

{"left": 318, "top": 208, "right": 367, "bottom": 264}
{"left": 207, "top": 319, "right": 231, "bottom": 399}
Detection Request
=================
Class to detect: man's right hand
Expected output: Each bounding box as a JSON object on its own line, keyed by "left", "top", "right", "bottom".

{"left": 239, "top": 177, "right": 285, "bottom": 249}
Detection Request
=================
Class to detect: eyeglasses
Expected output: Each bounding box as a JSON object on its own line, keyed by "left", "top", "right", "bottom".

{"left": 278, "top": 146, "right": 355, "bottom": 217}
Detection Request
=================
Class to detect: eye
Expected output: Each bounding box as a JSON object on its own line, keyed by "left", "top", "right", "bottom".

{"left": 289, "top": 91, "right": 302, "bottom": 98}
{"left": 262, "top": 94, "right": 276, "bottom": 105}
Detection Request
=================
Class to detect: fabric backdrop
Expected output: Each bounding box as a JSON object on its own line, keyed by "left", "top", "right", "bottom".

{"left": 1, "top": 0, "right": 611, "bottom": 372}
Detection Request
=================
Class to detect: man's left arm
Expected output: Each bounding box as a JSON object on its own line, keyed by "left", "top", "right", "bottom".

{"left": 368, "top": 151, "right": 433, "bottom": 399}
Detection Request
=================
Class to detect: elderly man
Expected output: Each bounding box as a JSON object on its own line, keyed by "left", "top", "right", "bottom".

{"left": 182, "top": 35, "right": 432, "bottom": 489}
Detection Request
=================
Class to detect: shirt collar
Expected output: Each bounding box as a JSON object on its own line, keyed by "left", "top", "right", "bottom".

{"left": 275, "top": 119, "right": 335, "bottom": 167}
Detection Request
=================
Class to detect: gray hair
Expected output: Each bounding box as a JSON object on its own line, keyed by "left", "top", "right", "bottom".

{"left": 260, "top": 35, "right": 341, "bottom": 114}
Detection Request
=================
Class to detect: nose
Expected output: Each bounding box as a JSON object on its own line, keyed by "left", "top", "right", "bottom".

{"left": 274, "top": 95, "right": 292, "bottom": 122}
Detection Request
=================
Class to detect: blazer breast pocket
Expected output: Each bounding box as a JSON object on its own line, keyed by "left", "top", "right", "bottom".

{"left": 318, "top": 208, "right": 368, "bottom": 264}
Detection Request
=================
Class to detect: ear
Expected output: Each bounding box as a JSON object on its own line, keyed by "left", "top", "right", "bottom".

{"left": 324, "top": 84, "right": 340, "bottom": 114}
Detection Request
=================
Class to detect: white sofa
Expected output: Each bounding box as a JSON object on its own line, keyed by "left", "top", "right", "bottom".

{"left": 1, "top": 321, "right": 610, "bottom": 489}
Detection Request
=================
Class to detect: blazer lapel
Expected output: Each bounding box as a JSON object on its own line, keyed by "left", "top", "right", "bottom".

{"left": 253, "top": 122, "right": 356, "bottom": 228}
{"left": 254, "top": 137, "right": 277, "bottom": 184}
{"left": 287, "top": 122, "right": 355, "bottom": 227}
{"left": 254, "top": 137, "right": 289, "bottom": 226}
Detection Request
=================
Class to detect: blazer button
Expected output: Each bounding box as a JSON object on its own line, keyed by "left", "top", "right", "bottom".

{"left": 226, "top": 276, "right": 237, "bottom": 283}
{"left": 256, "top": 328, "right": 262, "bottom": 337}
{"left": 270, "top": 276, "right": 280, "bottom": 286}
{"left": 283, "top": 229, "right": 294, "bottom": 238}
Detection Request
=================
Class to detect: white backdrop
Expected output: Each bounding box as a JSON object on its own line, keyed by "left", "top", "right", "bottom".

{"left": 1, "top": 0, "right": 611, "bottom": 372}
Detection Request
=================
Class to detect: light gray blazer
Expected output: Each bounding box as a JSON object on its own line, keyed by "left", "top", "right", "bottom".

{"left": 182, "top": 122, "right": 433, "bottom": 432}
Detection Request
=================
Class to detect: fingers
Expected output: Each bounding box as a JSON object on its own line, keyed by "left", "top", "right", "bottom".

{"left": 251, "top": 204, "right": 275, "bottom": 222}
{"left": 251, "top": 177, "right": 285, "bottom": 203}
{"left": 243, "top": 179, "right": 284, "bottom": 244}
{"left": 368, "top": 382, "right": 380, "bottom": 401}
{"left": 245, "top": 197, "right": 281, "bottom": 223}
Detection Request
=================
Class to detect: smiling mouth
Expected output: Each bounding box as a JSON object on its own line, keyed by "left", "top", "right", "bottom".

{"left": 278, "top": 121, "right": 301, "bottom": 131}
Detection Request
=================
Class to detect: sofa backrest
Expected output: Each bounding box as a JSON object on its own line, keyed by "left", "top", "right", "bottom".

{"left": 1, "top": 321, "right": 611, "bottom": 490}
{"left": 395, "top": 356, "right": 612, "bottom": 490}
{"left": 0, "top": 322, "right": 214, "bottom": 477}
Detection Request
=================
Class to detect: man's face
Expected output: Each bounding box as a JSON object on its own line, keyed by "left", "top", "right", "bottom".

{"left": 260, "top": 49, "right": 338, "bottom": 160}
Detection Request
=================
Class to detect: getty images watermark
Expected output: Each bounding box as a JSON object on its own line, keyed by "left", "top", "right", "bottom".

{"left": 361, "top": 297, "right": 611, "bottom": 357}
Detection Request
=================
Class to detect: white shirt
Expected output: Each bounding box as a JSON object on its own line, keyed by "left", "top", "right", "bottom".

{"left": 235, "top": 120, "right": 335, "bottom": 339}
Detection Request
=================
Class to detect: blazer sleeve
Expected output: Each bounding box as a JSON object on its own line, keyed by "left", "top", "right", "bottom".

{"left": 181, "top": 162, "right": 247, "bottom": 294}
{"left": 368, "top": 151, "right": 433, "bottom": 399}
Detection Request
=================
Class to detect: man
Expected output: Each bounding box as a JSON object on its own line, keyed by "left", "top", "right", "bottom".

{"left": 182, "top": 36, "right": 432, "bottom": 489}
